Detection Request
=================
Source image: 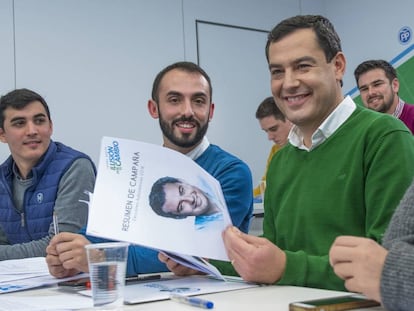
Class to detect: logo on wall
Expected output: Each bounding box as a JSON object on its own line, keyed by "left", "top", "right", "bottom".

{"left": 398, "top": 26, "right": 412, "bottom": 45}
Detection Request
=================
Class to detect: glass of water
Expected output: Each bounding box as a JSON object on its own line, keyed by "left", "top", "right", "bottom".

{"left": 85, "top": 242, "right": 129, "bottom": 309}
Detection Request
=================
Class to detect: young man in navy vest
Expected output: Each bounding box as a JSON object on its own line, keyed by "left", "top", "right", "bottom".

{"left": 0, "top": 88, "right": 96, "bottom": 260}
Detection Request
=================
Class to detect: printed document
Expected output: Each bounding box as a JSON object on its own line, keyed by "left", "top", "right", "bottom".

{"left": 86, "top": 137, "right": 232, "bottom": 276}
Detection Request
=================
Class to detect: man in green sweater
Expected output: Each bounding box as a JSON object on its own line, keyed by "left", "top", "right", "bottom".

{"left": 160, "top": 15, "right": 414, "bottom": 291}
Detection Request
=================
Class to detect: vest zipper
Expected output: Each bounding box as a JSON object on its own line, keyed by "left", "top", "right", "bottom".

{"left": 21, "top": 212, "right": 25, "bottom": 227}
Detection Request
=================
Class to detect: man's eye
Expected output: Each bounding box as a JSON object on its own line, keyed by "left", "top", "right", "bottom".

{"left": 297, "top": 63, "right": 311, "bottom": 70}
{"left": 270, "top": 70, "right": 284, "bottom": 79}
{"left": 12, "top": 121, "right": 25, "bottom": 127}
{"left": 179, "top": 185, "right": 184, "bottom": 195}
{"left": 168, "top": 97, "right": 179, "bottom": 104}
{"left": 271, "top": 69, "right": 282, "bottom": 75}
{"left": 373, "top": 82, "right": 384, "bottom": 87}
{"left": 193, "top": 98, "right": 205, "bottom": 105}
{"left": 34, "top": 118, "right": 46, "bottom": 125}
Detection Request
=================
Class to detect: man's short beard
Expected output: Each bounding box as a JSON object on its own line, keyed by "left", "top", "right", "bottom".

{"left": 159, "top": 116, "right": 209, "bottom": 148}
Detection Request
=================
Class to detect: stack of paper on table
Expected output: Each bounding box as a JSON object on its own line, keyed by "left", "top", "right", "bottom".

{"left": 0, "top": 257, "right": 88, "bottom": 294}
{"left": 86, "top": 136, "right": 233, "bottom": 278}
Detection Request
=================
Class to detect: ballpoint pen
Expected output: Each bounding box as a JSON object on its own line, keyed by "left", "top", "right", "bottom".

{"left": 53, "top": 212, "right": 59, "bottom": 235}
{"left": 170, "top": 293, "right": 214, "bottom": 309}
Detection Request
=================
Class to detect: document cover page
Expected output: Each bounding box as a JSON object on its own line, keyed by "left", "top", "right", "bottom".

{"left": 86, "top": 136, "right": 232, "bottom": 261}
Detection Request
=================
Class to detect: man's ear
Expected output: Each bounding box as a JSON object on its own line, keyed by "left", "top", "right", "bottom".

{"left": 147, "top": 99, "right": 159, "bottom": 119}
{"left": 0, "top": 128, "right": 6, "bottom": 143}
{"left": 333, "top": 52, "right": 346, "bottom": 82}
{"left": 391, "top": 77, "right": 400, "bottom": 93}
{"left": 49, "top": 120, "right": 54, "bottom": 136}
{"left": 209, "top": 103, "right": 215, "bottom": 122}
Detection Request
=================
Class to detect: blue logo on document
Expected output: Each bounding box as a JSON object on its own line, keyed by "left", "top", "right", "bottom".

{"left": 106, "top": 140, "right": 122, "bottom": 174}
{"left": 399, "top": 26, "right": 412, "bottom": 44}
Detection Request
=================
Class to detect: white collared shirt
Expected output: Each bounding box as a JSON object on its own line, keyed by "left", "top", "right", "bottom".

{"left": 185, "top": 136, "right": 210, "bottom": 160}
{"left": 393, "top": 97, "right": 404, "bottom": 118}
{"left": 288, "top": 95, "right": 357, "bottom": 151}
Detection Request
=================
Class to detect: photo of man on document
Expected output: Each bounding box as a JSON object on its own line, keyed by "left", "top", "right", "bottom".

{"left": 149, "top": 176, "right": 224, "bottom": 230}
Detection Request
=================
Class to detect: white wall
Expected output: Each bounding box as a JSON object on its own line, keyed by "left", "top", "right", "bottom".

{"left": 326, "top": 0, "right": 414, "bottom": 95}
{"left": 7, "top": 0, "right": 185, "bottom": 165}
{"left": 0, "top": 0, "right": 319, "bottom": 185}
{"left": 1, "top": 0, "right": 412, "bottom": 186}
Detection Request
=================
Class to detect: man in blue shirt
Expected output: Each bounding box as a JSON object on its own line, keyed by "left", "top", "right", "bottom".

{"left": 46, "top": 61, "right": 253, "bottom": 277}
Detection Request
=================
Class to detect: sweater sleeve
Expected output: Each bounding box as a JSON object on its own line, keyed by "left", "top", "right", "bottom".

{"left": 380, "top": 178, "right": 414, "bottom": 311}
{"left": 216, "top": 160, "right": 253, "bottom": 234}
{"left": 0, "top": 158, "right": 95, "bottom": 260}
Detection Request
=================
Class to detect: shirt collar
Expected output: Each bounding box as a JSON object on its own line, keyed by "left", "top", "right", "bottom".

{"left": 288, "top": 95, "right": 356, "bottom": 151}
{"left": 12, "top": 162, "right": 33, "bottom": 180}
{"left": 185, "top": 137, "right": 210, "bottom": 160}
{"left": 393, "top": 97, "right": 404, "bottom": 118}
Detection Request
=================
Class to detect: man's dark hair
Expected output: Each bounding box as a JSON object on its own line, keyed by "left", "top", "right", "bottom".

{"left": 149, "top": 176, "right": 186, "bottom": 219}
{"left": 255, "top": 96, "right": 286, "bottom": 121}
{"left": 265, "top": 15, "right": 343, "bottom": 86}
{"left": 151, "top": 61, "right": 213, "bottom": 103}
{"left": 354, "top": 59, "right": 398, "bottom": 87}
{"left": 0, "top": 88, "right": 51, "bottom": 129}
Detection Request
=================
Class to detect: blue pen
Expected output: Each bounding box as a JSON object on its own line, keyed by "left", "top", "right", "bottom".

{"left": 170, "top": 293, "right": 214, "bottom": 309}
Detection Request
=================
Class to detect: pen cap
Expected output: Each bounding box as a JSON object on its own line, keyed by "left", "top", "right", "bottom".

{"left": 189, "top": 297, "right": 214, "bottom": 309}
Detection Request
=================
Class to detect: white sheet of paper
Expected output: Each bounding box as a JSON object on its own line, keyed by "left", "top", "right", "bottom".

{"left": 0, "top": 257, "right": 89, "bottom": 294}
{"left": 79, "top": 275, "right": 258, "bottom": 305}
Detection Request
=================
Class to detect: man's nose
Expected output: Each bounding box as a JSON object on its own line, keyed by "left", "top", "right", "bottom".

{"left": 181, "top": 100, "right": 195, "bottom": 117}
{"left": 282, "top": 69, "right": 300, "bottom": 89}
{"left": 26, "top": 121, "right": 38, "bottom": 135}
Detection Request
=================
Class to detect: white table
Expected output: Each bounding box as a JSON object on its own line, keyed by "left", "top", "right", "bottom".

{"left": 0, "top": 281, "right": 385, "bottom": 311}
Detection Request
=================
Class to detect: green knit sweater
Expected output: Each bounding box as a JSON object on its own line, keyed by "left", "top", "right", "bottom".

{"left": 214, "top": 106, "right": 414, "bottom": 291}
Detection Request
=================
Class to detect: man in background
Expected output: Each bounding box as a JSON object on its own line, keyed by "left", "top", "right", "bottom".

{"left": 253, "top": 96, "right": 292, "bottom": 199}
{"left": 46, "top": 61, "right": 253, "bottom": 277}
{"left": 0, "top": 88, "right": 96, "bottom": 260}
{"left": 354, "top": 59, "right": 414, "bottom": 133}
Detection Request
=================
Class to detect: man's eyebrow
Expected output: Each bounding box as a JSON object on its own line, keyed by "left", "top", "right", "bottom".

{"left": 166, "top": 90, "right": 182, "bottom": 97}
{"left": 371, "top": 79, "right": 385, "bottom": 84}
{"left": 269, "top": 56, "right": 317, "bottom": 69}
{"left": 192, "top": 92, "right": 208, "bottom": 97}
{"left": 295, "top": 56, "right": 317, "bottom": 63}
{"left": 10, "top": 112, "right": 47, "bottom": 123}
{"left": 358, "top": 79, "right": 384, "bottom": 89}
{"left": 10, "top": 116, "right": 25, "bottom": 123}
